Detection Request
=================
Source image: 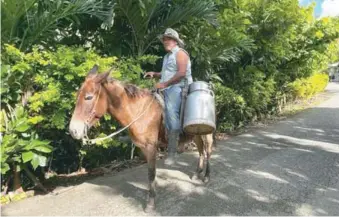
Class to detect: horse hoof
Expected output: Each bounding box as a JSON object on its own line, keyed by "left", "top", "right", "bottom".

{"left": 203, "top": 176, "right": 210, "bottom": 183}
{"left": 191, "top": 174, "right": 200, "bottom": 181}
{"left": 144, "top": 204, "right": 156, "bottom": 213}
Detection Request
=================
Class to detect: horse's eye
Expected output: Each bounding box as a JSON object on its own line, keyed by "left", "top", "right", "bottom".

{"left": 85, "top": 95, "right": 93, "bottom": 100}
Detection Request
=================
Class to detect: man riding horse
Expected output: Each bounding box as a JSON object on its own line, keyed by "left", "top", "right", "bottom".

{"left": 69, "top": 28, "right": 213, "bottom": 211}
{"left": 144, "top": 28, "right": 193, "bottom": 166}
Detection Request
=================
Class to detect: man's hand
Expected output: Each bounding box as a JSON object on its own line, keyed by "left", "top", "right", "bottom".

{"left": 155, "top": 82, "right": 167, "bottom": 89}
{"left": 144, "top": 71, "right": 160, "bottom": 78}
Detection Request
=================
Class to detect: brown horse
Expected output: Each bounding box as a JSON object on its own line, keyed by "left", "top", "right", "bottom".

{"left": 69, "top": 65, "right": 213, "bottom": 212}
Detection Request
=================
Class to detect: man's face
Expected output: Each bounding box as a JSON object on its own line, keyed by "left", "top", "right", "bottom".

{"left": 162, "top": 36, "right": 177, "bottom": 52}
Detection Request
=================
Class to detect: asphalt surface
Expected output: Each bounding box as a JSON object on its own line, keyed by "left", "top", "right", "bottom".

{"left": 2, "top": 83, "right": 339, "bottom": 216}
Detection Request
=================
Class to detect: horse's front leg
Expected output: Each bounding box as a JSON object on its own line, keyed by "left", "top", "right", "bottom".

{"left": 144, "top": 144, "right": 157, "bottom": 212}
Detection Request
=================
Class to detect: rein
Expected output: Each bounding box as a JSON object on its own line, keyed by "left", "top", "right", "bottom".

{"left": 82, "top": 92, "right": 155, "bottom": 145}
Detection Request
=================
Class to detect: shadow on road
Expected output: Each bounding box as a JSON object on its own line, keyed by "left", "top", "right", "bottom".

{"left": 2, "top": 100, "right": 339, "bottom": 216}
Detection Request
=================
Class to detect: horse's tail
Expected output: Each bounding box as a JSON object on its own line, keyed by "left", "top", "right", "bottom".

{"left": 156, "top": 110, "right": 168, "bottom": 150}
{"left": 212, "top": 131, "right": 217, "bottom": 147}
{"left": 153, "top": 91, "right": 167, "bottom": 149}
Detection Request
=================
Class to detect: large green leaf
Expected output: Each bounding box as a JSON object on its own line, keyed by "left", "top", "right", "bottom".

{"left": 33, "top": 145, "right": 53, "bottom": 153}
{"left": 30, "top": 139, "right": 50, "bottom": 147}
{"left": 12, "top": 156, "right": 21, "bottom": 162}
{"left": 18, "top": 139, "right": 30, "bottom": 147}
{"left": 14, "top": 106, "right": 25, "bottom": 118}
{"left": 31, "top": 153, "right": 47, "bottom": 170}
{"left": 24, "top": 139, "right": 51, "bottom": 151}
{"left": 22, "top": 151, "right": 34, "bottom": 163}
{"left": 15, "top": 122, "right": 30, "bottom": 132}
{"left": 1, "top": 134, "right": 16, "bottom": 148}
{"left": 31, "top": 156, "right": 39, "bottom": 170}
{"left": 1, "top": 163, "right": 10, "bottom": 174}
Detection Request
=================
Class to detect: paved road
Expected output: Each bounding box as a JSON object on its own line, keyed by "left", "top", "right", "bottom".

{"left": 3, "top": 83, "right": 339, "bottom": 216}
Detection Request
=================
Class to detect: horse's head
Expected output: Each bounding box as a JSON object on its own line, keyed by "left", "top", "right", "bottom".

{"left": 69, "top": 65, "right": 110, "bottom": 140}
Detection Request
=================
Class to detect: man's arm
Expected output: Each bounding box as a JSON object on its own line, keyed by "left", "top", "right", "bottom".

{"left": 152, "top": 72, "right": 161, "bottom": 78}
{"left": 163, "top": 50, "right": 188, "bottom": 87}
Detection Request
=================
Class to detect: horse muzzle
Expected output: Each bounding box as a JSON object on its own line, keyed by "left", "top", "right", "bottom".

{"left": 69, "top": 120, "right": 87, "bottom": 140}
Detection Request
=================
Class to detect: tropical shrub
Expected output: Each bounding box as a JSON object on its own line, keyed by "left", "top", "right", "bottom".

{"left": 287, "top": 72, "right": 329, "bottom": 100}
{"left": 214, "top": 83, "right": 250, "bottom": 131}
{"left": 0, "top": 105, "right": 52, "bottom": 175}
{"left": 1, "top": 44, "right": 159, "bottom": 133}
{"left": 0, "top": 104, "right": 53, "bottom": 193}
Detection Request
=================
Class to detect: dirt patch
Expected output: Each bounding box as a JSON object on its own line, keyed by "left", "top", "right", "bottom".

{"left": 21, "top": 157, "right": 147, "bottom": 197}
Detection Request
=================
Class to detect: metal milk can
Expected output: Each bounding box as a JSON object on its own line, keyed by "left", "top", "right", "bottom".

{"left": 183, "top": 81, "right": 216, "bottom": 135}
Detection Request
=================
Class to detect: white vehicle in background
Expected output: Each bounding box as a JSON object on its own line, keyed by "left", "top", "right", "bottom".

{"left": 328, "top": 62, "right": 339, "bottom": 82}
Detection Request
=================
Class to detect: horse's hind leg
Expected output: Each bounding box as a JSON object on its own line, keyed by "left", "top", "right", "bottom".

{"left": 192, "top": 135, "right": 204, "bottom": 180}
{"left": 143, "top": 145, "right": 157, "bottom": 212}
{"left": 203, "top": 133, "right": 213, "bottom": 183}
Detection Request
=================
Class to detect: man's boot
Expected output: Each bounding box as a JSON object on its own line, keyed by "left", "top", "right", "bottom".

{"left": 164, "top": 131, "right": 180, "bottom": 166}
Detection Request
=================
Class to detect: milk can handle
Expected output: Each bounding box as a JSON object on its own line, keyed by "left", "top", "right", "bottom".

{"left": 210, "top": 90, "right": 215, "bottom": 98}
{"left": 208, "top": 83, "right": 215, "bottom": 98}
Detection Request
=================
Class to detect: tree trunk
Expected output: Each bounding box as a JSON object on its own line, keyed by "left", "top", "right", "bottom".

{"left": 21, "top": 163, "right": 48, "bottom": 194}
{"left": 21, "top": 88, "right": 33, "bottom": 107}
{"left": 13, "top": 165, "right": 23, "bottom": 193}
{"left": 2, "top": 175, "right": 12, "bottom": 195}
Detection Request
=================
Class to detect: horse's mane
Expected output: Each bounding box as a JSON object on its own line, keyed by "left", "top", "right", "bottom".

{"left": 106, "top": 78, "right": 164, "bottom": 107}
{"left": 107, "top": 78, "right": 150, "bottom": 98}
{"left": 123, "top": 83, "right": 150, "bottom": 98}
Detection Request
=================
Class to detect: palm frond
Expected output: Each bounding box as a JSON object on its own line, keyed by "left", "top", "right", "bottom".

{"left": 116, "top": 0, "right": 216, "bottom": 56}
{"left": 1, "top": 0, "right": 37, "bottom": 43}
{"left": 2, "top": 0, "right": 114, "bottom": 51}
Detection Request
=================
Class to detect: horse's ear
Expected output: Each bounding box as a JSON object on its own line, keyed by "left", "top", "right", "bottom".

{"left": 96, "top": 67, "right": 115, "bottom": 83}
{"left": 94, "top": 72, "right": 110, "bottom": 83}
{"left": 87, "top": 64, "right": 99, "bottom": 78}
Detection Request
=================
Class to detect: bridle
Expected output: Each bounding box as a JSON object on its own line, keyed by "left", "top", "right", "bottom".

{"left": 84, "top": 84, "right": 102, "bottom": 126}
{"left": 82, "top": 84, "right": 156, "bottom": 145}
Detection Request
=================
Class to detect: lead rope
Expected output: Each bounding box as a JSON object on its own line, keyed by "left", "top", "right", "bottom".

{"left": 82, "top": 95, "right": 155, "bottom": 144}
